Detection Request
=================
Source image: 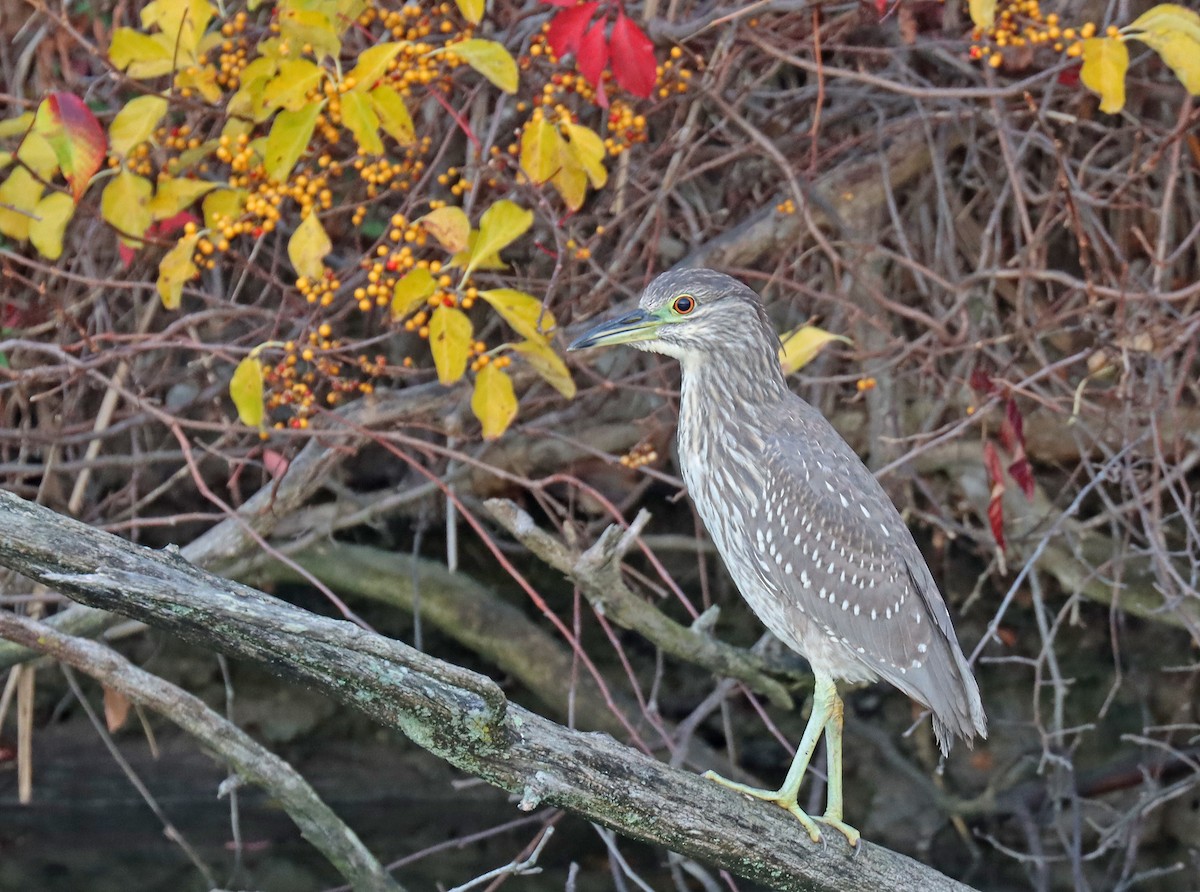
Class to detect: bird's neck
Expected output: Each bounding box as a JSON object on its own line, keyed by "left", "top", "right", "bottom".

{"left": 678, "top": 346, "right": 790, "bottom": 429}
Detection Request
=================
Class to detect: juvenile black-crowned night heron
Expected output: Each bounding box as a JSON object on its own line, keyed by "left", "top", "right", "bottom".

{"left": 569, "top": 268, "right": 986, "bottom": 846}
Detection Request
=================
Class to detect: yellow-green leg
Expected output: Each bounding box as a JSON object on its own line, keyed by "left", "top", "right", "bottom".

{"left": 705, "top": 672, "right": 860, "bottom": 846}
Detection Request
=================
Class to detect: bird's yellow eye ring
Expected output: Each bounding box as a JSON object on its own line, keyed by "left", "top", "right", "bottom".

{"left": 672, "top": 295, "right": 696, "bottom": 315}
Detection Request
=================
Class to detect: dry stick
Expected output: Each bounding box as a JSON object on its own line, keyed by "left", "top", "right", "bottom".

{"left": 0, "top": 610, "right": 405, "bottom": 892}
{"left": 0, "top": 489, "right": 977, "bottom": 892}
{"left": 68, "top": 298, "right": 158, "bottom": 515}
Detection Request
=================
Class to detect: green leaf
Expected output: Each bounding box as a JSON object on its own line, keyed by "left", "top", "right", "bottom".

{"left": 477, "top": 288, "right": 556, "bottom": 342}
{"left": 263, "top": 101, "right": 324, "bottom": 182}
{"left": 421, "top": 206, "right": 471, "bottom": 253}
{"left": 340, "top": 90, "right": 383, "bottom": 155}
{"left": 451, "top": 39, "right": 518, "bottom": 94}
{"left": 472, "top": 362, "right": 517, "bottom": 440}
{"left": 279, "top": 7, "right": 341, "bottom": 59}
{"left": 512, "top": 339, "right": 575, "bottom": 398}
{"left": 391, "top": 267, "right": 437, "bottom": 318}
{"left": 230, "top": 355, "right": 265, "bottom": 426}
{"left": 288, "top": 211, "right": 332, "bottom": 280}
{"left": 370, "top": 85, "right": 415, "bottom": 145}
{"left": 778, "top": 325, "right": 851, "bottom": 375}
{"left": 262, "top": 59, "right": 325, "bottom": 112}
{"left": 428, "top": 305, "right": 473, "bottom": 385}
{"left": 465, "top": 199, "right": 532, "bottom": 277}
{"left": 157, "top": 233, "right": 201, "bottom": 309}
{"left": 101, "top": 168, "right": 153, "bottom": 245}
{"left": 1080, "top": 37, "right": 1130, "bottom": 114}
{"left": 347, "top": 41, "right": 404, "bottom": 91}
{"left": 29, "top": 192, "right": 75, "bottom": 260}
{"left": 108, "top": 95, "right": 169, "bottom": 157}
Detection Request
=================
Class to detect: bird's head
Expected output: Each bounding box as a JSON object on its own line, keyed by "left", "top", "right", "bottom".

{"left": 568, "top": 268, "right": 778, "bottom": 365}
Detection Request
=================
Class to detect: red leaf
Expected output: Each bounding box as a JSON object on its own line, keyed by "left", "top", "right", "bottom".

{"left": 35, "top": 92, "right": 106, "bottom": 202}
{"left": 149, "top": 211, "right": 201, "bottom": 238}
{"left": 577, "top": 18, "right": 609, "bottom": 88}
{"left": 1058, "top": 64, "right": 1082, "bottom": 87}
{"left": 968, "top": 365, "right": 995, "bottom": 395}
{"left": 118, "top": 242, "right": 138, "bottom": 267}
{"left": 609, "top": 12, "right": 656, "bottom": 97}
{"left": 983, "top": 441, "right": 1006, "bottom": 553}
{"left": 998, "top": 397, "right": 1024, "bottom": 454}
{"left": 546, "top": 2, "right": 598, "bottom": 57}
{"left": 1008, "top": 456, "right": 1035, "bottom": 500}
{"left": 540, "top": 0, "right": 580, "bottom": 7}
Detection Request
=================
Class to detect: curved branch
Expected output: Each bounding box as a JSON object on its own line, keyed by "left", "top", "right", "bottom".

{"left": 0, "top": 489, "right": 976, "bottom": 892}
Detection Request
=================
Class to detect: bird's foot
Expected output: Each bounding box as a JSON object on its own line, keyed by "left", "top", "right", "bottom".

{"left": 814, "top": 814, "right": 860, "bottom": 848}
{"left": 702, "top": 770, "right": 823, "bottom": 843}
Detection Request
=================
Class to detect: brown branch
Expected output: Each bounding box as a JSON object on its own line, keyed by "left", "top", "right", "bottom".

{"left": 484, "top": 498, "right": 801, "bottom": 710}
{"left": 0, "top": 610, "right": 404, "bottom": 892}
{"left": 0, "top": 488, "right": 978, "bottom": 892}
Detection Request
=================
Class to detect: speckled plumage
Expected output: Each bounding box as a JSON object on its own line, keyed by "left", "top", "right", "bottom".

{"left": 570, "top": 268, "right": 986, "bottom": 843}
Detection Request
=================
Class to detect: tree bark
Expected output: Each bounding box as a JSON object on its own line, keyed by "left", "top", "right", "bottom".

{"left": 0, "top": 489, "right": 977, "bottom": 892}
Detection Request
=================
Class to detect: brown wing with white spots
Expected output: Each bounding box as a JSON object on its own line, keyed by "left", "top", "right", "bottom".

{"left": 751, "top": 401, "right": 986, "bottom": 753}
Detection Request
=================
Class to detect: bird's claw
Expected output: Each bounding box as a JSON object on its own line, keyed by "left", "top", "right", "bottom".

{"left": 703, "top": 770, "right": 825, "bottom": 843}
{"left": 814, "top": 815, "right": 861, "bottom": 848}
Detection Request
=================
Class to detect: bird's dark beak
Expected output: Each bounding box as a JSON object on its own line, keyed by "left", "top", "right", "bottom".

{"left": 568, "top": 309, "right": 661, "bottom": 351}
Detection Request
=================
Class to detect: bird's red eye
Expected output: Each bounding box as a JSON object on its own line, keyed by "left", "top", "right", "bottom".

{"left": 672, "top": 295, "right": 695, "bottom": 315}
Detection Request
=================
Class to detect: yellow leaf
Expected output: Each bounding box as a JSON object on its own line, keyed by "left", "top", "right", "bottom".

{"left": 512, "top": 339, "right": 575, "bottom": 398}
{"left": 29, "top": 192, "right": 75, "bottom": 260}
{"left": 175, "top": 64, "right": 223, "bottom": 103}
{"left": 288, "top": 211, "right": 331, "bottom": 280}
{"left": 340, "top": 90, "right": 383, "bottom": 155}
{"left": 101, "top": 168, "right": 153, "bottom": 245}
{"left": 465, "top": 199, "right": 532, "bottom": 277}
{"left": 140, "top": 0, "right": 214, "bottom": 56}
{"left": 0, "top": 112, "right": 33, "bottom": 139}
{"left": 108, "top": 28, "right": 176, "bottom": 78}
{"left": 262, "top": 59, "right": 325, "bottom": 112}
{"left": 551, "top": 152, "right": 588, "bottom": 211}
{"left": 157, "top": 233, "right": 201, "bottom": 309}
{"left": 370, "top": 85, "right": 416, "bottom": 145}
{"left": 230, "top": 355, "right": 265, "bottom": 426}
{"left": 0, "top": 168, "right": 45, "bottom": 241}
{"left": 562, "top": 122, "right": 607, "bottom": 188}
{"left": 1080, "top": 37, "right": 1130, "bottom": 114}
{"left": 347, "top": 41, "right": 404, "bottom": 91}
{"left": 279, "top": 8, "right": 341, "bottom": 59}
{"left": 391, "top": 268, "right": 437, "bottom": 318}
{"left": 16, "top": 132, "right": 59, "bottom": 181}
{"left": 421, "top": 206, "right": 471, "bottom": 252}
{"left": 1124, "top": 4, "right": 1200, "bottom": 95}
{"left": 202, "top": 188, "right": 247, "bottom": 230}
{"left": 264, "top": 101, "right": 323, "bottom": 182}
{"left": 968, "top": 0, "right": 996, "bottom": 29}
{"left": 778, "top": 325, "right": 851, "bottom": 375}
{"left": 228, "top": 56, "right": 278, "bottom": 121}
{"left": 455, "top": 0, "right": 485, "bottom": 25}
{"left": 472, "top": 362, "right": 517, "bottom": 440}
{"left": 149, "top": 176, "right": 219, "bottom": 220}
{"left": 428, "top": 305, "right": 473, "bottom": 384}
{"left": 109, "top": 95, "right": 168, "bottom": 157}
{"left": 478, "top": 288, "right": 556, "bottom": 342}
{"left": 452, "top": 39, "right": 518, "bottom": 94}
{"left": 520, "top": 115, "right": 561, "bottom": 184}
